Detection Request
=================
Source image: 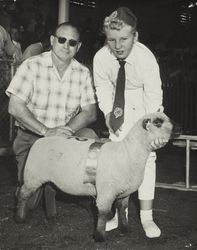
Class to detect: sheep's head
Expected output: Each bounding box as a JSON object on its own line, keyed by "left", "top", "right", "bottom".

{"left": 142, "top": 112, "right": 182, "bottom": 143}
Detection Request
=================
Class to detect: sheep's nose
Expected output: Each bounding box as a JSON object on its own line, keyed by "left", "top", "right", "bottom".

{"left": 171, "top": 122, "right": 182, "bottom": 138}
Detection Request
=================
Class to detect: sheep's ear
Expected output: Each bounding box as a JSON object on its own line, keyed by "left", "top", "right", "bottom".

{"left": 142, "top": 118, "right": 151, "bottom": 130}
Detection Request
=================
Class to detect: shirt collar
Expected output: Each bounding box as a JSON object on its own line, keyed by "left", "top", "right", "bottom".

{"left": 42, "top": 51, "right": 53, "bottom": 67}
{"left": 44, "top": 50, "right": 76, "bottom": 69}
{"left": 126, "top": 46, "right": 135, "bottom": 65}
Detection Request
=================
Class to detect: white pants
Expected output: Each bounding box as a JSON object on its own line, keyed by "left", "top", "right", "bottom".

{"left": 138, "top": 152, "right": 156, "bottom": 200}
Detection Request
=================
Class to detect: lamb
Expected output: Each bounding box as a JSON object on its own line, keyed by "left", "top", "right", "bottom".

{"left": 15, "top": 112, "right": 181, "bottom": 242}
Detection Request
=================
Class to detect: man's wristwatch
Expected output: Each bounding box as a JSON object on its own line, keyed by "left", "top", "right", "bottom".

{"left": 65, "top": 126, "right": 75, "bottom": 135}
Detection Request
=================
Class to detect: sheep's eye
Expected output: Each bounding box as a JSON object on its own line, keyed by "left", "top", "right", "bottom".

{"left": 153, "top": 118, "right": 163, "bottom": 128}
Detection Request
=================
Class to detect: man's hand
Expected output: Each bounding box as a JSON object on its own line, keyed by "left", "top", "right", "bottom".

{"left": 151, "top": 138, "right": 169, "bottom": 150}
{"left": 105, "top": 113, "right": 114, "bottom": 133}
{"left": 106, "top": 112, "right": 122, "bottom": 136}
{"left": 45, "top": 126, "right": 74, "bottom": 137}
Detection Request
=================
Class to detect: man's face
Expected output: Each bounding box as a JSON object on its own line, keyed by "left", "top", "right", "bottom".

{"left": 50, "top": 25, "right": 81, "bottom": 63}
{"left": 105, "top": 24, "right": 136, "bottom": 59}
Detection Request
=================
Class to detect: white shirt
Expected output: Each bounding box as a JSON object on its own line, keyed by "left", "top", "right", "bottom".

{"left": 13, "top": 40, "right": 22, "bottom": 64}
{"left": 93, "top": 41, "right": 163, "bottom": 140}
{"left": 22, "top": 42, "right": 43, "bottom": 62}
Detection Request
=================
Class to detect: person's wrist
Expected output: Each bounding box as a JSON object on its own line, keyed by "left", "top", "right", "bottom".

{"left": 40, "top": 126, "right": 48, "bottom": 136}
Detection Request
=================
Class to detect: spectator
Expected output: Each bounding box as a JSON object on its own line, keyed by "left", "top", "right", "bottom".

{"left": 10, "top": 25, "right": 23, "bottom": 64}
{"left": 0, "top": 24, "right": 16, "bottom": 58}
{"left": 22, "top": 18, "right": 38, "bottom": 50}
{"left": 22, "top": 35, "right": 50, "bottom": 62}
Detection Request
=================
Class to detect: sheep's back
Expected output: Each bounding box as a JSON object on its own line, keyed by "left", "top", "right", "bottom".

{"left": 24, "top": 136, "right": 96, "bottom": 195}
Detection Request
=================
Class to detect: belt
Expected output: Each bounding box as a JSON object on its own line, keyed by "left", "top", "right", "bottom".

{"left": 83, "top": 140, "right": 106, "bottom": 185}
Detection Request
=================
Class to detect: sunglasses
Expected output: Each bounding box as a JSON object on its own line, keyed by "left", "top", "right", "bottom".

{"left": 54, "top": 35, "right": 78, "bottom": 47}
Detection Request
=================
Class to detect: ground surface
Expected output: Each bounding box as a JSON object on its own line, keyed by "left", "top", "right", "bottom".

{"left": 0, "top": 143, "right": 197, "bottom": 250}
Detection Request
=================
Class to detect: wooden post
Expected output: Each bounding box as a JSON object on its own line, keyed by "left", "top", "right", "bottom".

{"left": 185, "top": 139, "right": 190, "bottom": 189}
{"left": 58, "top": 0, "right": 69, "bottom": 24}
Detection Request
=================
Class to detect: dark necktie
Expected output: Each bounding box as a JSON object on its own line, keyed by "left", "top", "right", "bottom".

{"left": 110, "top": 60, "right": 126, "bottom": 133}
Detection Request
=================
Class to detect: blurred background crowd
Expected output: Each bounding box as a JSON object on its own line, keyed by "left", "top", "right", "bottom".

{"left": 0, "top": 0, "right": 197, "bottom": 65}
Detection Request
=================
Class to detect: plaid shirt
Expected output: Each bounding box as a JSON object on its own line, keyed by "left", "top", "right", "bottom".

{"left": 6, "top": 51, "right": 97, "bottom": 128}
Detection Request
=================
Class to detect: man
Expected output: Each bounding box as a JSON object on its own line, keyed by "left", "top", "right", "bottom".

{"left": 0, "top": 24, "right": 16, "bottom": 58}
{"left": 6, "top": 21, "right": 97, "bottom": 211}
{"left": 10, "top": 25, "right": 23, "bottom": 64}
{"left": 93, "top": 7, "right": 167, "bottom": 238}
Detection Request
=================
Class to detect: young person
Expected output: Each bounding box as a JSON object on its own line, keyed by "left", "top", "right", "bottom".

{"left": 93, "top": 7, "right": 167, "bottom": 238}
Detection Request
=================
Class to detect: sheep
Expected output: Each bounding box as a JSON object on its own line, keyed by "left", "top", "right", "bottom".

{"left": 15, "top": 112, "right": 181, "bottom": 242}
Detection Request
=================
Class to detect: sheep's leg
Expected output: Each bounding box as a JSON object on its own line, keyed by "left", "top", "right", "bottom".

{"left": 15, "top": 184, "right": 38, "bottom": 223}
{"left": 116, "top": 196, "right": 129, "bottom": 233}
{"left": 94, "top": 194, "right": 115, "bottom": 242}
{"left": 94, "top": 211, "right": 108, "bottom": 242}
{"left": 44, "top": 183, "right": 57, "bottom": 219}
{"left": 108, "top": 202, "right": 116, "bottom": 220}
{"left": 26, "top": 187, "right": 43, "bottom": 210}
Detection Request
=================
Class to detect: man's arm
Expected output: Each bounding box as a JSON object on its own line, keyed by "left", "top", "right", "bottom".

{"left": 93, "top": 53, "right": 114, "bottom": 117}
{"left": 66, "top": 104, "right": 97, "bottom": 133}
{"left": 8, "top": 94, "right": 48, "bottom": 135}
{"left": 143, "top": 59, "right": 164, "bottom": 113}
{"left": 4, "top": 32, "right": 16, "bottom": 56}
{"left": 8, "top": 94, "right": 74, "bottom": 136}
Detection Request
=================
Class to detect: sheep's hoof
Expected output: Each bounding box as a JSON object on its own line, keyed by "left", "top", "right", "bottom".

{"left": 94, "top": 230, "right": 106, "bottom": 242}
{"left": 46, "top": 209, "right": 57, "bottom": 219}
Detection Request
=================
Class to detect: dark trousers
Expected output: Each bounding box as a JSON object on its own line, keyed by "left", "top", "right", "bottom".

{"left": 13, "top": 128, "right": 42, "bottom": 185}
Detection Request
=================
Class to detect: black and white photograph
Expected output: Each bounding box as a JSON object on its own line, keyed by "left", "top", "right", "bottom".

{"left": 0, "top": 0, "right": 197, "bottom": 249}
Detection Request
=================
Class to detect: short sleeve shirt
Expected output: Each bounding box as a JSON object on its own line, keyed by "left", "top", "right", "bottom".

{"left": 6, "top": 51, "right": 97, "bottom": 128}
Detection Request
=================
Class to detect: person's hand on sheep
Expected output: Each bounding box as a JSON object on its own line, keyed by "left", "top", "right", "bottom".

{"left": 105, "top": 112, "right": 125, "bottom": 136}
{"left": 44, "top": 126, "right": 74, "bottom": 137}
{"left": 151, "top": 138, "right": 169, "bottom": 151}
{"left": 105, "top": 112, "right": 121, "bottom": 136}
{"left": 105, "top": 112, "right": 113, "bottom": 133}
